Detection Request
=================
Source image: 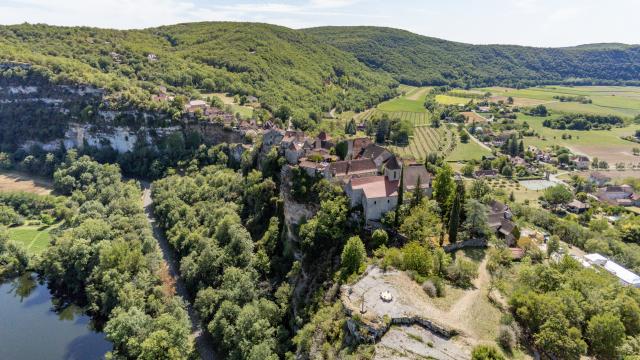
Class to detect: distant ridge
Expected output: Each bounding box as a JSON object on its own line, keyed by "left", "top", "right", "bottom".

{"left": 1, "top": 21, "right": 639, "bottom": 115}
{"left": 303, "top": 26, "right": 640, "bottom": 88}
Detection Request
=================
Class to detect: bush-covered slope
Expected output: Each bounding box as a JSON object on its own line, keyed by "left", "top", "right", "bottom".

{"left": 0, "top": 22, "right": 397, "bottom": 115}
{"left": 304, "top": 26, "right": 640, "bottom": 87}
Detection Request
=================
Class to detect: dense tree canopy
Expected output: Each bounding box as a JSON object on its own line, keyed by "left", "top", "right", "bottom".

{"left": 0, "top": 22, "right": 397, "bottom": 117}
{"left": 305, "top": 26, "right": 640, "bottom": 88}
{"left": 39, "top": 154, "right": 193, "bottom": 359}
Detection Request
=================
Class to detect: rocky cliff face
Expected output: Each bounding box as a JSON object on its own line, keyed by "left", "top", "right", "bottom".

{"left": 0, "top": 69, "right": 244, "bottom": 153}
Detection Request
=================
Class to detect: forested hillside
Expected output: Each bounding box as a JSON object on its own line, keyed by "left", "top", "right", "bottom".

{"left": 0, "top": 22, "right": 397, "bottom": 116}
{"left": 304, "top": 26, "right": 640, "bottom": 88}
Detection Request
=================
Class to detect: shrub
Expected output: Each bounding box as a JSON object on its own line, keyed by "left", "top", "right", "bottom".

{"left": 497, "top": 325, "right": 516, "bottom": 352}
{"left": 471, "top": 344, "right": 505, "bottom": 360}
{"left": 0, "top": 205, "right": 21, "bottom": 226}
{"left": 432, "top": 276, "right": 446, "bottom": 297}
{"left": 486, "top": 247, "right": 512, "bottom": 274}
{"left": 371, "top": 229, "right": 388, "bottom": 249}
{"left": 446, "top": 257, "right": 478, "bottom": 288}
{"left": 422, "top": 280, "right": 437, "bottom": 297}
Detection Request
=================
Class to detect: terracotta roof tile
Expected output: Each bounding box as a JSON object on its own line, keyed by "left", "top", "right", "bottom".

{"left": 350, "top": 176, "right": 399, "bottom": 198}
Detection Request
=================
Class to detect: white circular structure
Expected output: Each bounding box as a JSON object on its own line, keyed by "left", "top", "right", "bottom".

{"left": 380, "top": 291, "right": 393, "bottom": 302}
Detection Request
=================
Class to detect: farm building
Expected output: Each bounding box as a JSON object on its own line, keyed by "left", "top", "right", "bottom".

{"left": 584, "top": 254, "right": 640, "bottom": 288}
{"left": 596, "top": 185, "right": 640, "bottom": 207}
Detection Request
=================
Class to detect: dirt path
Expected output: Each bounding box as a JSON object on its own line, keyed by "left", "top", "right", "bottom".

{"left": 448, "top": 259, "right": 489, "bottom": 317}
{"left": 141, "top": 182, "right": 218, "bottom": 360}
{"left": 444, "top": 258, "right": 490, "bottom": 339}
{"left": 467, "top": 131, "right": 493, "bottom": 152}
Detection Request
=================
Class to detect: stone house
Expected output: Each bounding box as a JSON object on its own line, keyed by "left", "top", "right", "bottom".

{"left": 185, "top": 100, "right": 207, "bottom": 112}
{"left": 487, "top": 200, "right": 517, "bottom": 246}
{"left": 261, "top": 129, "right": 284, "bottom": 152}
{"left": 359, "top": 144, "right": 393, "bottom": 169}
{"left": 324, "top": 159, "right": 378, "bottom": 181}
{"left": 285, "top": 141, "right": 306, "bottom": 164}
{"left": 345, "top": 137, "right": 372, "bottom": 160}
{"left": 280, "top": 130, "right": 306, "bottom": 152}
{"left": 402, "top": 163, "right": 433, "bottom": 198}
{"left": 573, "top": 155, "right": 590, "bottom": 170}
{"left": 345, "top": 176, "right": 399, "bottom": 221}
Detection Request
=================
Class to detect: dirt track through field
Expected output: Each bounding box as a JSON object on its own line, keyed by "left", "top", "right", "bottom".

{"left": 406, "top": 87, "right": 430, "bottom": 101}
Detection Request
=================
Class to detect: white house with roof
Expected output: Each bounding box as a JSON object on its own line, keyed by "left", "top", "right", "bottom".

{"left": 584, "top": 253, "right": 640, "bottom": 288}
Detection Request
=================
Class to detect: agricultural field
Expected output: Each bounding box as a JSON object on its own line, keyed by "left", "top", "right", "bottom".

{"left": 435, "top": 94, "right": 471, "bottom": 106}
{"left": 485, "top": 178, "right": 544, "bottom": 205}
{"left": 377, "top": 86, "right": 430, "bottom": 112}
{"left": 0, "top": 171, "right": 52, "bottom": 195}
{"left": 516, "top": 113, "right": 640, "bottom": 165}
{"left": 481, "top": 86, "right": 640, "bottom": 118}
{"left": 8, "top": 224, "right": 55, "bottom": 255}
{"left": 398, "top": 85, "right": 432, "bottom": 101}
{"left": 387, "top": 125, "right": 451, "bottom": 161}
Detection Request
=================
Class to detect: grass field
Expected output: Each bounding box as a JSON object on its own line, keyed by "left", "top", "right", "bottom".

{"left": 446, "top": 138, "right": 492, "bottom": 162}
{"left": 206, "top": 92, "right": 255, "bottom": 119}
{"left": 0, "top": 171, "right": 53, "bottom": 195}
{"left": 481, "top": 86, "right": 640, "bottom": 118}
{"left": 378, "top": 86, "right": 430, "bottom": 112}
{"left": 436, "top": 94, "right": 471, "bottom": 106}
{"left": 516, "top": 113, "right": 640, "bottom": 165}
{"left": 8, "top": 224, "right": 55, "bottom": 255}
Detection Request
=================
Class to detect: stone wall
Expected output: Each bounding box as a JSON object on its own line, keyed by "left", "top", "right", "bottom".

{"left": 343, "top": 302, "right": 458, "bottom": 344}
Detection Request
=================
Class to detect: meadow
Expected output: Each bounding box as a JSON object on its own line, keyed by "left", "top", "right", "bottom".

{"left": 481, "top": 86, "right": 640, "bottom": 118}
{"left": 516, "top": 113, "right": 640, "bottom": 165}
{"left": 8, "top": 224, "right": 54, "bottom": 255}
{"left": 377, "top": 85, "right": 430, "bottom": 112}
{"left": 446, "top": 138, "right": 492, "bottom": 162}
{"left": 207, "top": 93, "right": 255, "bottom": 119}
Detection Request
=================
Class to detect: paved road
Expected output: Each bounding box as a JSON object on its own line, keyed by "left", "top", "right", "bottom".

{"left": 549, "top": 170, "right": 570, "bottom": 187}
{"left": 141, "top": 182, "right": 218, "bottom": 360}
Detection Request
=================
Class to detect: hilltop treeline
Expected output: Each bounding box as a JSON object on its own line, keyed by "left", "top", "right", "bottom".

{"left": 304, "top": 27, "right": 640, "bottom": 88}
{"left": 0, "top": 22, "right": 397, "bottom": 117}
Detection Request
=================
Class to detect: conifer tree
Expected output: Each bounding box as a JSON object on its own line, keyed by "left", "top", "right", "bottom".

{"left": 448, "top": 180, "right": 464, "bottom": 243}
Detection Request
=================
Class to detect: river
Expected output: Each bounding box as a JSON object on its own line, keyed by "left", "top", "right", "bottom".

{"left": 0, "top": 273, "right": 111, "bottom": 360}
